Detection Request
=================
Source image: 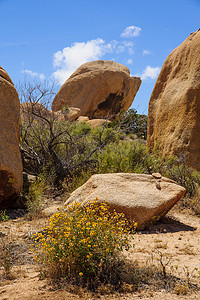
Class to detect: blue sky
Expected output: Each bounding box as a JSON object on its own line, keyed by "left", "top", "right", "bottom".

{"left": 0, "top": 0, "right": 200, "bottom": 114}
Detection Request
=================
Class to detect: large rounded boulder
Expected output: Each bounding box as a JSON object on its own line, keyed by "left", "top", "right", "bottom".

{"left": 147, "top": 29, "right": 200, "bottom": 170}
{"left": 0, "top": 66, "right": 23, "bottom": 208}
{"left": 52, "top": 60, "right": 141, "bottom": 119}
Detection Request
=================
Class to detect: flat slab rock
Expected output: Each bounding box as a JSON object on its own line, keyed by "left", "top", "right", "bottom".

{"left": 64, "top": 173, "right": 186, "bottom": 229}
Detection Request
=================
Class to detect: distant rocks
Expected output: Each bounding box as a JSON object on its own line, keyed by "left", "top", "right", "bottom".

{"left": 21, "top": 100, "right": 112, "bottom": 130}
{"left": 21, "top": 103, "right": 81, "bottom": 123}
{"left": 86, "top": 119, "right": 111, "bottom": 128}
{"left": 52, "top": 60, "right": 141, "bottom": 120}
{"left": 147, "top": 29, "right": 200, "bottom": 170}
{"left": 77, "top": 116, "right": 111, "bottom": 127}
{"left": 0, "top": 66, "right": 23, "bottom": 208}
{"left": 64, "top": 173, "right": 186, "bottom": 229}
{"left": 53, "top": 107, "right": 81, "bottom": 122}
{"left": 77, "top": 116, "right": 90, "bottom": 123}
{"left": 20, "top": 102, "right": 51, "bottom": 122}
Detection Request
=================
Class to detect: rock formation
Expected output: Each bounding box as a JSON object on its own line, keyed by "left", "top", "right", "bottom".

{"left": 52, "top": 60, "right": 141, "bottom": 120}
{"left": 53, "top": 107, "right": 81, "bottom": 122}
{"left": 77, "top": 116, "right": 90, "bottom": 122}
{"left": 64, "top": 173, "right": 186, "bottom": 229}
{"left": 0, "top": 66, "right": 23, "bottom": 207}
{"left": 20, "top": 102, "right": 51, "bottom": 122}
{"left": 21, "top": 102, "right": 81, "bottom": 123}
{"left": 147, "top": 29, "right": 200, "bottom": 170}
{"left": 87, "top": 119, "right": 111, "bottom": 128}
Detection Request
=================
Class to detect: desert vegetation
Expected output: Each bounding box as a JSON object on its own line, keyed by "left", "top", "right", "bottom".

{"left": 31, "top": 201, "right": 134, "bottom": 291}
{"left": 1, "top": 79, "right": 200, "bottom": 299}
{"left": 19, "top": 80, "right": 200, "bottom": 209}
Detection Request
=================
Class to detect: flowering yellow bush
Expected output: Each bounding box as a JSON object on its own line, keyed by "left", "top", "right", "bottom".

{"left": 31, "top": 200, "right": 133, "bottom": 289}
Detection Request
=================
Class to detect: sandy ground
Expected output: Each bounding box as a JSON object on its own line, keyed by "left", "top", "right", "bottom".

{"left": 0, "top": 203, "right": 200, "bottom": 300}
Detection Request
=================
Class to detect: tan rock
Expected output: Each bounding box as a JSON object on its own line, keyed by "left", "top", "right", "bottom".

{"left": 0, "top": 66, "right": 23, "bottom": 207}
{"left": 152, "top": 173, "right": 162, "bottom": 179}
{"left": 42, "top": 205, "right": 62, "bottom": 217}
{"left": 52, "top": 60, "right": 141, "bottom": 120}
{"left": 0, "top": 66, "right": 13, "bottom": 84}
{"left": 147, "top": 29, "right": 200, "bottom": 170}
{"left": 53, "top": 107, "right": 81, "bottom": 122}
{"left": 21, "top": 103, "right": 80, "bottom": 124}
{"left": 52, "top": 110, "right": 65, "bottom": 121}
{"left": 77, "top": 116, "right": 90, "bottom": 122}
{"left": 65, "top": 107, "right": 81, "bottom": 121}
{"left": 64, "top": 173, "right": 186, "bottom": 229}
{"left": 20, "top": 102, "right": 51, "bottom": 122}
{"left": 87, "top": 119, "right": 111, "bottom": 128}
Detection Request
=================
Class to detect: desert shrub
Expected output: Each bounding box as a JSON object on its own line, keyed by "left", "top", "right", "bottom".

{"left": 163, "top": 162, "right": 200, "bottom": 198}
{"left": 0, "top": 238, "right": 14, "bottom": 279}
{"left": 18, "top": 79, "right": 200, "bottom": 212}
{"left": 70, "top": 121, "right": 91, "bottom": 136}
{"left": 61, "top": 104, "right": 69, "bottom": 113}
{"left": 96, "top": 140, "right": 200, "bottom": 201}
{"left": 110, "top": 108, "right": 147, "bottom": 139}
{"left": 97, "top": 140, "right": 166, "bottom": 174}
{"left": 0, "top": 210, "right": 10, "bottom": 222}
{"left": 31, "top": 201, "right": 134, "bottom": 290}
{"left": 20, "top": 98, "right": 120, "bottom": 188}
{"left": 25, "top": 176, "right": 47, "bottom": 219}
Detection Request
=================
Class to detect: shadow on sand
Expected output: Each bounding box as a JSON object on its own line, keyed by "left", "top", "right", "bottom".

{"left": 140, "top": 215, "right": 197, "bottom": 234}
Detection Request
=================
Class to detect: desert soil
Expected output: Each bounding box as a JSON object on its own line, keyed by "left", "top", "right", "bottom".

{"left": 0, "top": 199, "right": 199, "bottom": 300}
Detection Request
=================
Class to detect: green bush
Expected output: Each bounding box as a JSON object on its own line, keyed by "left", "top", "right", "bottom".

{"left": 25, "top": 177, "right": 47, "bottom": 219}
{"left": 31, "top": 201, "right": 134, "bottom": 290}
{"left": 61, "top": 104, "right": 69, "bottom": 113}
{"left": 110, "top": 108, "right": 147, "bottom": 139}
{"left": 0, "top": 210, "right": 9, "bottom": 222}
{"left": 97, "top": 140, "right": 165, "bottom": 174}
{"left": 96, "top": 140, "right": 200, "bottom": 200}
{"left": 19, "top": 81, "right": 200, "bottom": 213}
{"left": 20, "top": 108, "right": 121, "bottom": 188}
{"left": 163, "top": 162, "right": 200, "bottom": 198}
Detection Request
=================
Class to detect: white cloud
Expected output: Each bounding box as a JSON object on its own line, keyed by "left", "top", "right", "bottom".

{"left": 121, "top": 26, "right": 142, "bottom": 38}
{"left": 116, "top": 45, "right": 124, "bottom": 53}
{"left": 127, "top": 59, "right": 133, "bottom": 65}
{"left": 141, "top": 66, "right": 161, "bottom": 80}
{"left": 128, "top": 47, "right": 134, "bottom": 55}
{"left": 122, "top": 41, "right": 134, "bottom": 55}
{"left": 53, "top": 38, "right": 117, "bottom": 84}
{"left": 143, "top": 49, "right": 151, "bottom": 55}
{"left": 52, "top": 36, "right": 139, "bottom": 85}
{"left": 22, "top": 69, "right": 45, "bottom": 80}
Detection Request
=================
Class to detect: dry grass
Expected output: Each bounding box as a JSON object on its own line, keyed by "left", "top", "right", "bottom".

{"left": 154, "top": 242, "right": 168, "bottom": 249}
